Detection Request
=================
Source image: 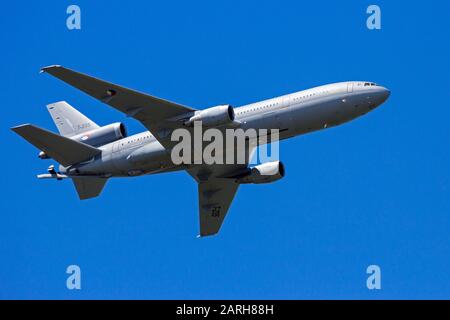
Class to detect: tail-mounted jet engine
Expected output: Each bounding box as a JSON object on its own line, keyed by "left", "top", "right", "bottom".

{"left": 70, "top": 122, "right": 127, "bottom": 146}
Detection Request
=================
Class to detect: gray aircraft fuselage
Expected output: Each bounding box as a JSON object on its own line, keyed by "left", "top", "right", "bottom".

{"left": 63, "top": 81, "right": 390, "bottom": 178}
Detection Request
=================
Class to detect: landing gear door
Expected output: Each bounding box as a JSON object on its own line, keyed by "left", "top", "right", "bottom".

{"left": 347, "top": 82, "right": 354, "bottom": 93}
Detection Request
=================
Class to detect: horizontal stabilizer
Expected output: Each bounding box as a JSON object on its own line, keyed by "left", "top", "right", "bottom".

{"left": 11, "top": 124, "right": 101, "bottom": 166}
{"left": 72, "top": 177, "right": 108, "bottom": 200}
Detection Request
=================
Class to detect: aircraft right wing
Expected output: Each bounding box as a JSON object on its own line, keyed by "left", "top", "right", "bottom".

{"left": 41, "top": 65, "right": 197, "bottom": 150}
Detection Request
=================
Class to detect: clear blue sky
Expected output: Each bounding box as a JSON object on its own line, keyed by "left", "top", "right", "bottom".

{"left": 1, "top": 0, "right": 449, "bottom": 299}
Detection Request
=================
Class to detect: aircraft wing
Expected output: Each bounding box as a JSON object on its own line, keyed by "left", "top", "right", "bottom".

{"left": 41, "top": 65, "right": 197, "bottom": 149}
{"left": 196, "top": 177, "right": 240, "bottom": 237}
{"left": 189, "top": 144, "right": 257, "bottom": 237}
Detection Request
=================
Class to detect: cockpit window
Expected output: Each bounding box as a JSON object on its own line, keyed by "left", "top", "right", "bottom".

{"left": 364, "top": 82, "right": 378, "bottom": 86}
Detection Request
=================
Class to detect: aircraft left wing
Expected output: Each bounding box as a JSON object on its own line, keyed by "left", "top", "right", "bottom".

{"left": 41, "top": 65, "right": 197, "bottom": 149}
{"left": 189, "top": 143, "right": 257, "bottom": 237}
{"left": 197, "top": 178, "right": 240, "bottom": 237}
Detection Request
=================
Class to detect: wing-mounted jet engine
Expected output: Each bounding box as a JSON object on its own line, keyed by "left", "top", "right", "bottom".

{"left": 184, "top": 104, "right": 235, "bottom": 127}
{"left": 237, "top": 161, "right": 285, "bottom": 184}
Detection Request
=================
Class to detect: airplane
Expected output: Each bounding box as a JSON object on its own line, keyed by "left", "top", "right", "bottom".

{"left": 11, "top": 65, "right": 390, "bottom": 237}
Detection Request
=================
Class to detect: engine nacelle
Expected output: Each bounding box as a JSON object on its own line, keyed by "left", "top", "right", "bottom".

{"left": 184, "top": 104, "right": 235, "bottom": 127}
{"left": 238, "top": 161, "right": 285, "bottom": 184}
{"left": 71, "top": 122, "right": 127, "bottom": 147}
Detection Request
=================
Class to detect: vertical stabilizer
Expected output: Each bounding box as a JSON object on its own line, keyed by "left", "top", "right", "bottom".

{"left": 46, "top": 101, "right": 99, "bottom": 137}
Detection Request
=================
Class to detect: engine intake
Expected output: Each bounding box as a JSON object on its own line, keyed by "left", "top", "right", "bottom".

{"left": 238, "top": 161, "right": 285, "bottom": 184}
{"left": 184, "top": 105, "right": 235, "bottom": 127}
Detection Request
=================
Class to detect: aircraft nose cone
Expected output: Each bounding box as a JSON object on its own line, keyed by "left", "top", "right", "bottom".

{"left": 380, "top": 86, "right": 391, "bottom": 100}
{"left": 374, "top": 86, "right": 391, "bottom": 106}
